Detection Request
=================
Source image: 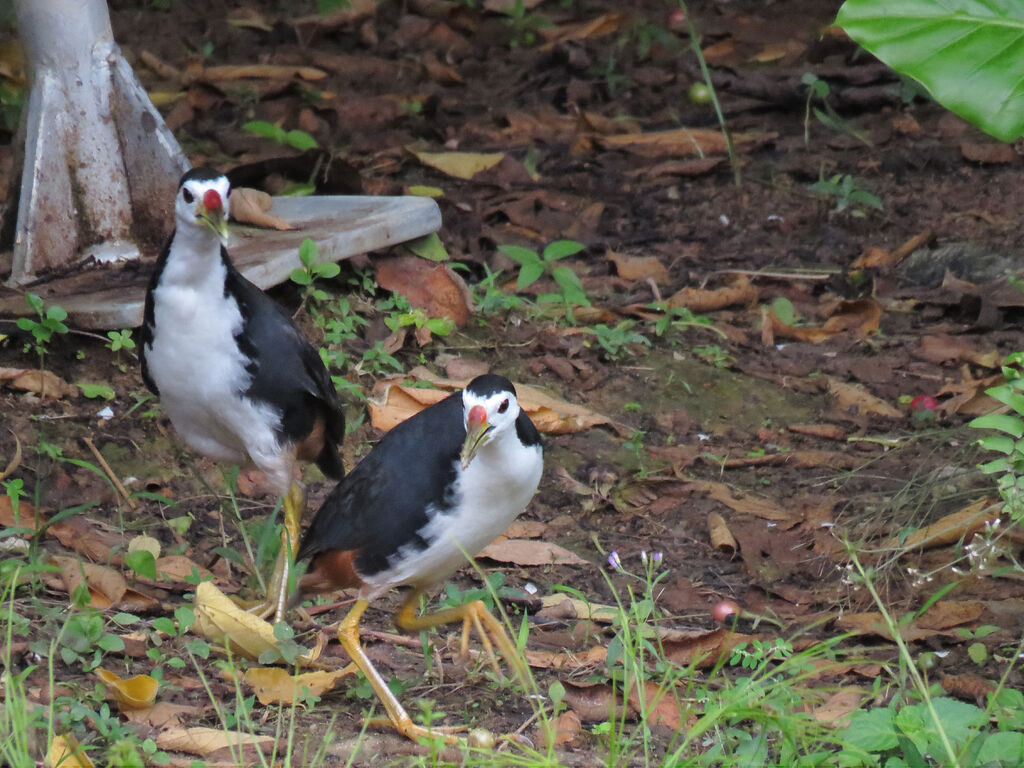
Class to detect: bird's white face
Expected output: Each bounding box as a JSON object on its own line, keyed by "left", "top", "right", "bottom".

{"left": 176, "top": 174, "right": 231, "bottom": 244}
{"left": 460, "top": 387, "right": 520, "bottom": 469}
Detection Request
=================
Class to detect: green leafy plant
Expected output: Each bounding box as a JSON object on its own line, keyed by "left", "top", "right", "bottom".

{"left": 801, "top": 72, "right": 872, "bottom": 147}
{"left": 472, "top": 266, "right": 525, "bottom": 316}
{"left": 652, "top": 304, "right": 723, "bottom": 339}
{"left": 17, "top": 293, "right": 68, "bottom": 369}
{"left": 105, "top": 329, "right": 135, "bottom": 371}
{"left": 499, "top": 0, "right": 555, "bottom": 47}
{"left": 291, "top": 238, "right": 340, "bottom": 312}
{"left": 382, "top": 294, "right": 455, "bottom": 338}
{"left": 692, "top": 343, "right": 732, "bottom": 368}
{"left": 809, "top": 172, "right": 883, "bottom": 217}
{"left": 499, "top": 240, "right": 590, "bottom": 314}
{"left": 970, "top": 353, "right": 1024, "bottom": 522}
{"left": 586, "top": 321, "right": 651, "bottom": 361}
{"left": 837, "top": 0, "right": 1024, "bottom": 142}
{"left": 242, "top": 120, "right": 319, "bottom": 152}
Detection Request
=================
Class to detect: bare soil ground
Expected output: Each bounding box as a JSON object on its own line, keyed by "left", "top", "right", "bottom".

{"left": 1, "top": 0, "right": 1023, "bottom": 765}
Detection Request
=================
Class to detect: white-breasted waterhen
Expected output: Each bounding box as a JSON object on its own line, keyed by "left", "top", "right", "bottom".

{"left": 293, "top": 374, "right": 542, "bottom": 744}
{"left": 139, "top": 167, "right": 345, "bottom": 622}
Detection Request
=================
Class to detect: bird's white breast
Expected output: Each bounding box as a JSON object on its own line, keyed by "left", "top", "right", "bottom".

{"left": 145, "top": 247, "right": 282, "bottom": 474}
{"left": 361, "top": 428, "right": 543, "bottom": 599}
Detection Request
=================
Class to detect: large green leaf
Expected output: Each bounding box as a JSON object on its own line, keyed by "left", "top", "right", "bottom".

{"left": 836, "top": 0, "right": 1024, "bottom": 141}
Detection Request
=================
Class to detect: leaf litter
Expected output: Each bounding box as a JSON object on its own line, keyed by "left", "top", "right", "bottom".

{"left": 2, "top": 0, "right": 1024, "bottom": 762}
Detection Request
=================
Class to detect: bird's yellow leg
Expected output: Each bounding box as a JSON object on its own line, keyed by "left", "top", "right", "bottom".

{"left": 252, "top": 482, "right": 304, "bottom": 623}
{"left": 339, "top": 599, "right": 463, "bottom": 745}
{"left": 394, "top": 590, "right": 530, "bottom": 687}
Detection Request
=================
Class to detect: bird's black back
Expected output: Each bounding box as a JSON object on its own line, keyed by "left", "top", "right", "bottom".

{"left": 297, "top": 392, "right": 467, "bottom": 576}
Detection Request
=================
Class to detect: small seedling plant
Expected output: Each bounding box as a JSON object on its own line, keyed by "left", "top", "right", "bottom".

{"left": 17, "top": 292, "right": 68, "bottom": 369}
{"left": 291, "top": 238, "right": 340, "bottom": 314}
{"left": 499, "top": 240, "right": 590, "bottom": 317}
{"left": 105, "top": 329, "right": 135, "bottom": 371}
{"left": 809, "top": 172, "right": 883, "bottom": 218}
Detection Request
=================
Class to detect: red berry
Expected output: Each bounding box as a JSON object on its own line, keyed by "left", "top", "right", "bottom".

{"left": 712, "top": 599, "right": 740, "bottom": 623}
{"left": 910, "top": 395, "right": 939, "bottom": 412}
{"left": 668, "top": 8, "right": 686, "bottom": 26}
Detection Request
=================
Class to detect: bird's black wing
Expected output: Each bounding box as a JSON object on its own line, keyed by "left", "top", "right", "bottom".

{"left": 138, "top": 235, "right": 174, "bottom": 396}
{"left": 297, "top": 393, "right": 465, "bottom": 577}
{"left": 224, "top": 257, "right": 345, "bottom": 477}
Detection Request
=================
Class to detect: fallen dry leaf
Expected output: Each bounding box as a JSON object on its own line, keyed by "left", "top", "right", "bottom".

{"left": 193, "top": 581, "right": 318, "bottom": 663}
{"left": 409, "top": 148, "right": 504, "bottom": 180}
{"left": 376, "top": 255, "right": 472, "bottom": 327}
{"left": 201, "top": 64, "right": 326, "bottom": 82}
{"left": 550, "top": 709, "right": 583, "bottom": 746}
{"left": 479, "top": 537, "right": 588, "bottom": 566}
{"left": 54, "top": 556, "right": 127, "bottom": 608}
{"left": 123, "top": 701, "right": 204, "bottom": 729}
{"left": 827, "top": 378, "right": 902, "bottom": 419}
{"left": 156, "top": 726, "right": 275, "bottom": 762}
{"left": 667, "top": 275, "right": 759, "bottom": 312}
{"left": 47, "top": 734, "right": 96, "bottom": 768}
{"left": 894, "top": 499, "right": 996, "bottom": 551}
{"left": 914, "top": 334, "right": 1000, "bottom": 368}
{"left": 562, "top": 681, "right": 628, "bottom": 722}
{"left": 812, "top": 688, "right": 868, "bottom": 725}
{"left": 685, "top": 479, "right": 796, "bottom": 523}
{"left": 243, "top": 666, "right": 354, "bottom": 705}
{"left": 539, "top": 12, "right": 627, "bottom": 47}
{"left": 49, "top": 515, "right": 124, "bottom": 563}
{"left": 0, "top": 367, "right": 78, "bottom": 398}
{"left": 96, "top": 668, "right": 159, "bottom": 711}
{"left": 538, "top": 594, "right": 619, "bottom": 623}
{"left": 837, "top": 601, "right": 984, "bottom": 642}
{"left": 155, "top": 555, "right": 213, "bottom": 584}
{"left": 707, "top": 512, "right": 737, "bottom": 555}
{"left": 598, "top": 128, "right": 776, "bottom": 158}
{"left": 524, "top": 645, "right": 606, "bottom": 671}
{"left": 787, "top": 423, "right": 847, "bottom": 441}
{"left": 661, "top": 627, "right": 753, "bottom": 668}
{"left": 230, "top": 187, "right": 293, "bottom": 231}
{"left": 605, "top": 250, "right": 669, "bottom": 282}
{"left": 627, "top": 680, "right": 682, "bottom": 729}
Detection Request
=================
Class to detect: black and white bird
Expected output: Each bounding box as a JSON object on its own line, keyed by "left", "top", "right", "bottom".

{"left": 293, "top": 374, "right": 542, "bottom": 744}
{"left": 139, "top": 167, "right": 345, "bottom": 622}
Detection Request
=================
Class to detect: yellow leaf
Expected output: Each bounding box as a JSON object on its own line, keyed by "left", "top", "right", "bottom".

{"left": 192, "top": 581, "right": 279, "bottom": 660}
{"left": 96, "top": 668, "right": 159, "bottom": 711}
{"left": 407, "top": 185, "right": 444, "bottom": 197}
{"left": 128, "top": 534, "right": 161, "bottom": 560}
{"left": 47, "top": 734, "right": 96, "bottom": 768}
{"left": 243, "top": 666, "right": 354, "bottom": 705}
{"left": 192, "top": 581, "right": 319, "bottom": 663}
{"left": 409, "top": 149, "right": 504, "bottom": 180}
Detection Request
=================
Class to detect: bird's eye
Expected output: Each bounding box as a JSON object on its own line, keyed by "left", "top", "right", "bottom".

{"left": 498, "top": 399, "right": 510, "bottom": 414}
{"left": 182, "top": 188, "right": 194, "bottom": 204}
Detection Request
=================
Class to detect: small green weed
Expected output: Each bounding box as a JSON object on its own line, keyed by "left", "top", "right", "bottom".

{"left": 499, "top": 0, "right": 554, "bottom": 47}
{"left": 692, "top": 343, "right": 732, "bottom": 368}
{"left": 801, "top": 72, "right": 872, "bottom": 147}
{"left": 105, "top": 329, "right": 136, "bottom": 371}
{"left": 809, "top": 172, "right": 883, "bottom": 217}
{"left": 586, "top": 321, "right": 651, "bottom": 361}
{"left": 17, "top": 293, "right": 68, "bottom": 369}
{"left": 291, "top": 238, "right": 340, "bottom": 313}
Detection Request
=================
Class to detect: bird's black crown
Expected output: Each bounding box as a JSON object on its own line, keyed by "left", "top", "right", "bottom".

{"left": 465, "top": 374, "right": 516, "bottom": 398}
{"left": 178, "top": 166, "right": 225, "bottom": 188}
